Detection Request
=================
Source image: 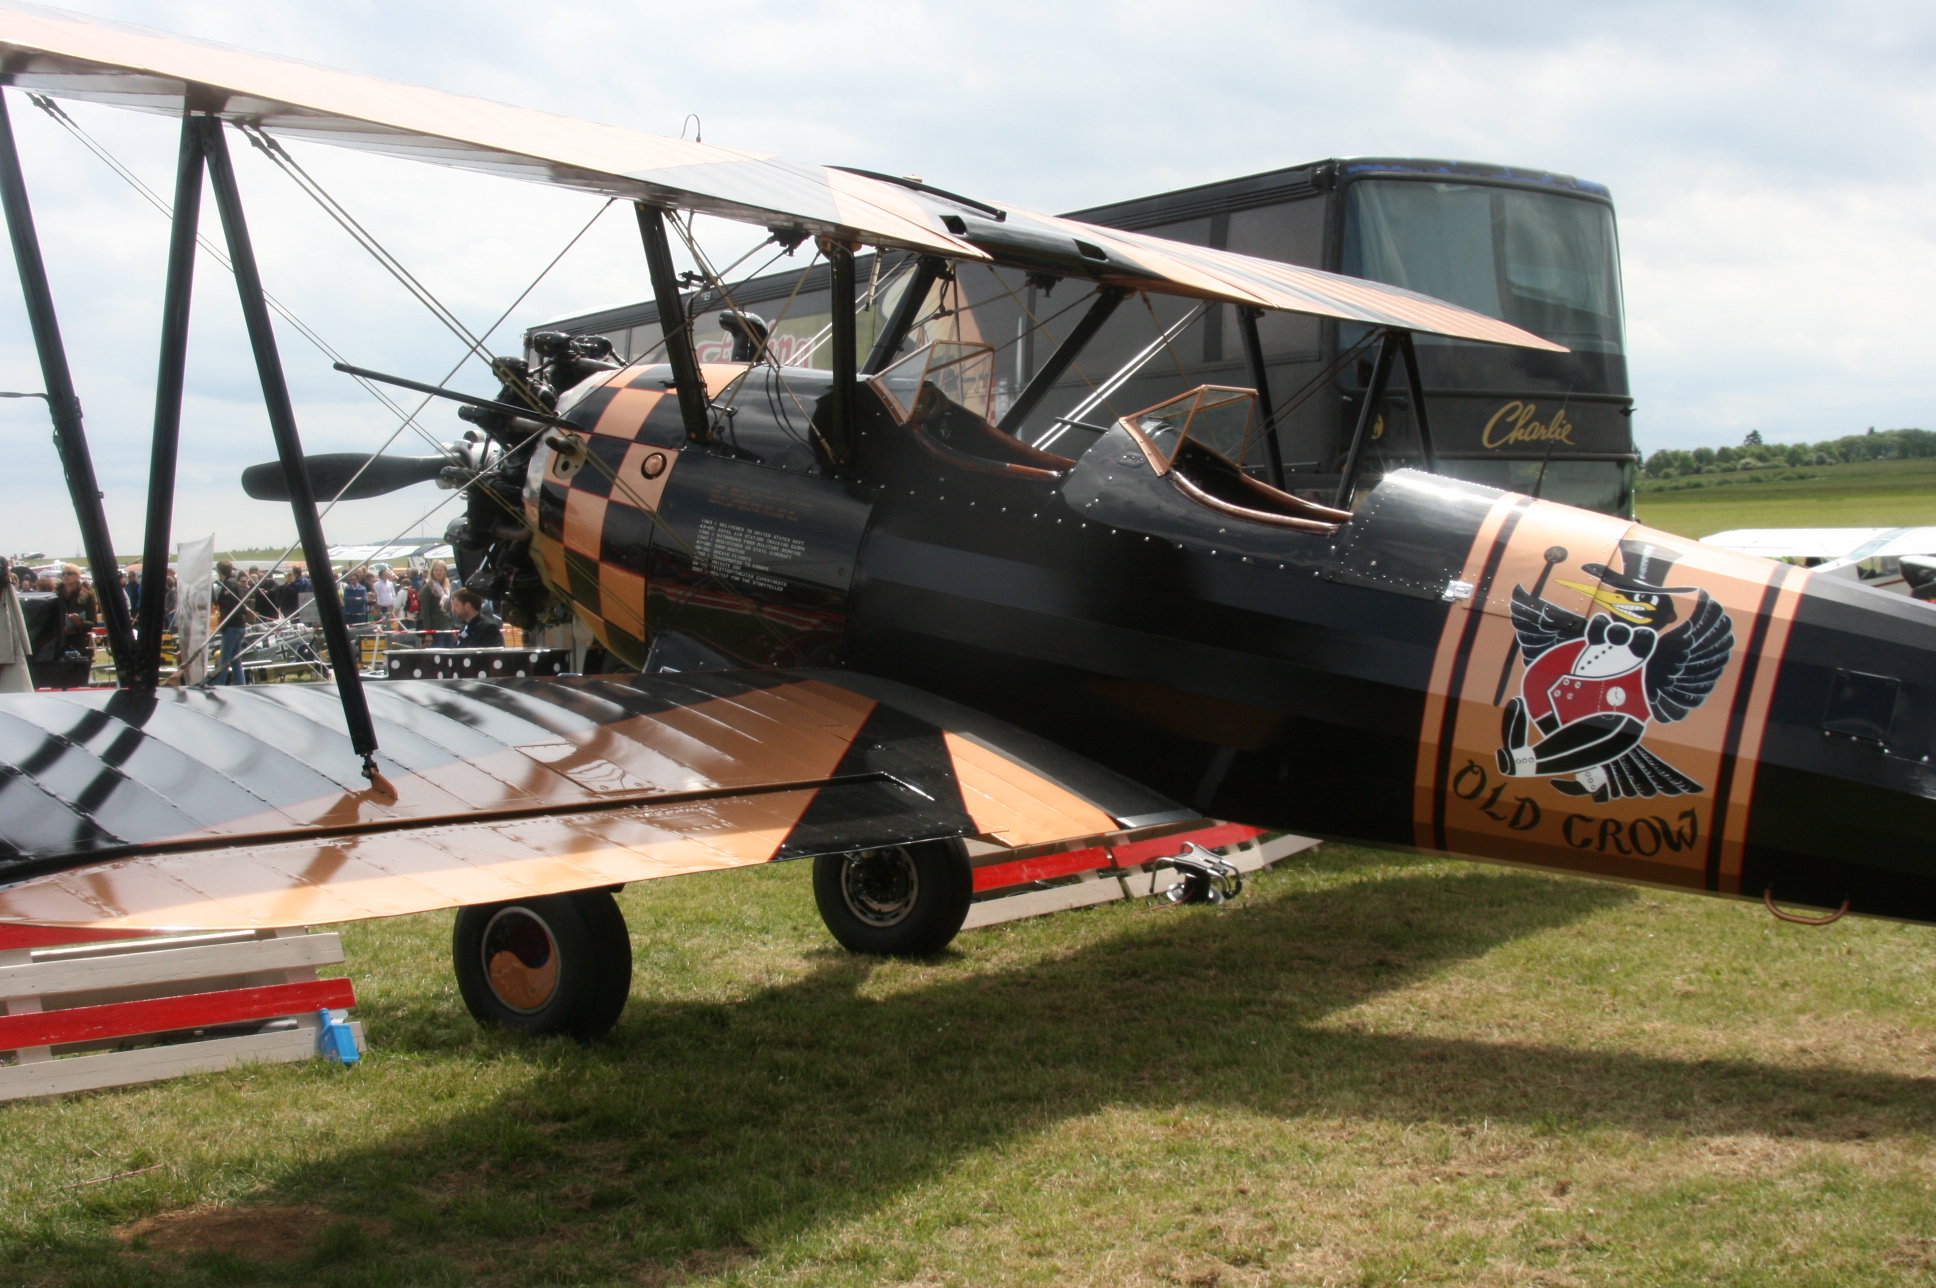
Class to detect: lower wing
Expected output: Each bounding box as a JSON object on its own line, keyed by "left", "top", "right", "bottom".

{"left": 0, "top": 669, "right": 1193, "bottom": 932}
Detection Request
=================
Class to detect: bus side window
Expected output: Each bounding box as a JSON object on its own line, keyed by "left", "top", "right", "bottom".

{"left": 1227, "top": 200, "right": 1325, "bottom": 356}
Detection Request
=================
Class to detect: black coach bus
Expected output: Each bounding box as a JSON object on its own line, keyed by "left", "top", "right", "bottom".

{"left": 533, "top": 157, "right": 1635, "bottom": 515}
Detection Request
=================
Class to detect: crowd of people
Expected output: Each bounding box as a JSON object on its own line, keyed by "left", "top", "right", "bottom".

{"left": 0, "top": 554, "right": 502, "bottom": 689}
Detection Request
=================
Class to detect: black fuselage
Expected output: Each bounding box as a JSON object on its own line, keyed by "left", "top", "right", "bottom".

{"left": 536, "top": 363, "right": 1936, "bottom": 925}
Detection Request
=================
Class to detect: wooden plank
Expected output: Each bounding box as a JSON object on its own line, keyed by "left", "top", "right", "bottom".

{"left": 971, "top": 825, "right": 1265, "bottom": 894}
{"left": 972, "top": 843, "right": 1111, "bottom": 893}
{"left": 0, "top": 934, "right": 344, "bottom": 1001}
{"left": 1111, "top": 823, "right": 1264, "bottom": 865}
{"left": 27, "top": 930, "right": 262, "bottom": 963}
{"left": 0, "top": 978, "right": 354, "bottom": 1051}
{"left": 962, "top": 871, "right": 1124, "bottom": 929}
{"left": 0, "top": 926, "right": 164, "bottom": 952}
{"left": 962, "top": 831, "right": 1319, "bottom": 930}
{"left": 0, "top": 1020, "right": 366, "bottom": 1101}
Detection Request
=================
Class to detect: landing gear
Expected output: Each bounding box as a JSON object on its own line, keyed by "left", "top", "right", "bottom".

{"left": 452, "top": 889, "right": 632, "bottom": 1041}
{"left": 813, "top": 839, "right": 973, "bottom": 956}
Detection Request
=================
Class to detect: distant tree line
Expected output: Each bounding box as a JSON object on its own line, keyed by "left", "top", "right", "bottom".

{"left": 1643, "top": 427, "right": 1936, "bottom": 479}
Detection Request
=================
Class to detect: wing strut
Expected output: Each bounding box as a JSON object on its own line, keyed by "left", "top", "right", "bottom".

{"left": 864, "top": 254, "right": 945, "bottom": 374}
{"left": 132, "top": 109, "right": 206, "bottom": 690}
{"left": 1333, "top": 329, "right": 1398, "bottom": 510}
{"left": 635, "top": 204, "right": 710, "bottom": 445}
{"left": 1331, "top": 328, "right": 1439, "bottom": 510}
{"left": 823, "top": 237, "right": 858, "bottom": 465}
{"left": 995, "top": 286, "right": 1129, "bottom": 437}
{"left": 202, "top": 119, "right": 388, "bottom": 790}
{"left": 1236, "top": 306, "right": 1286, "bottom": 490}
{"left": 1394, "top": 330, "right": 1438, "bottom": 475}
{"left": 0, "top": 90, "right": 136, "bottom": 681}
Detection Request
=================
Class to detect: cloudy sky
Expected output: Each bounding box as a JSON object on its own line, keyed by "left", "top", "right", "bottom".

{"left": 0, "top": 0, "right": 1931, "bottom": 554}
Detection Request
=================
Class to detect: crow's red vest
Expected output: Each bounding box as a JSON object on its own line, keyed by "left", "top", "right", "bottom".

{"left": 1524, "top": 639, "right": 1654, "bottom": 725}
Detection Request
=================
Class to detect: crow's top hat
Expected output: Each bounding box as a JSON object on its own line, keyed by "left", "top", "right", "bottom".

{"left": 1582, "top": 539, "right": 1697, "bottom": 595}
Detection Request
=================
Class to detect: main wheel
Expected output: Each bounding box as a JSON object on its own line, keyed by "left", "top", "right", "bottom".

{"left": 812, "top": 839, "right": 972, "bottom": 956}
{"left": 452, "top": 889, "right": 632, "bottom": 1041}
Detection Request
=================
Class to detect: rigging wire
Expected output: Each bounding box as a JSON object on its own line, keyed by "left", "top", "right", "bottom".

{"left": 167, "top": 193, "right": 619, "bottom": 671}
{"left": 238, "top": 125, "right": 554, "bottom": 420}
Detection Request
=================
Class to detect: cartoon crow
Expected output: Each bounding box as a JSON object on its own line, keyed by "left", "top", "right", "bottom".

{"left": 1495, "top": 540, "right": 1735, "bottom": 802}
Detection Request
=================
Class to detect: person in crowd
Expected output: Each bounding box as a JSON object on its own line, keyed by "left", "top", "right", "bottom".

{"left": 280, "top": 563, "right": 310, "bottom": 619}
{"left": 248, "top": 569, "right": 282, "bottom": 621}
{"left": 371, "top": 565, "right": 398, "bottom": 626}
{"left": 162, "top": 567, "right": 178, "bottom": 632}
{"left": 214, "top": 559, "right": 253, "bottom": 684}
{"left": 13, "top": 565, "right": 32, "bottom": 593}
{"left": 34, "top": 563, "right": 97, "bottom": 688}
{"left": 417, "top": 559, "right": 454, "bottom": 645}
{"left": 125, "top": 565, "right": 141, "bottom": 616}
{"left": 0, "top": 556, "right": 32, "bottom": 694}
{"left": 340, "top": 568, "right": 369, "bottom": 625}
{"left": 450, "top": 587, "right": 503, "bottom": 648}
{"left": 104, "top": 566, "right": 131, "bottom": 625}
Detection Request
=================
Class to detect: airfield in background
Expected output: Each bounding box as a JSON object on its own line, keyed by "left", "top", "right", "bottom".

{"left": 1636, "top": 455, "right": 1936, "bottom": 539}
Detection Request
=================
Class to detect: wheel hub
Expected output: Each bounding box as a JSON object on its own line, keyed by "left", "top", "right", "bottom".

{"left": 840, "top": 847, "right": 920, "bottom": 927}
{"left": 481, "top": 906, "right": 559, "bottom": 1012}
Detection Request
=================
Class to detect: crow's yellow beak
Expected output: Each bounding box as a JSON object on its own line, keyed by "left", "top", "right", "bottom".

{"left": 1555, "top": 578, "right": 1657, "bottom": 624}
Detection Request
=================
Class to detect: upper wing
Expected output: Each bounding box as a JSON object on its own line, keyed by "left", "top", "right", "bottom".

{"left": 1703, "top": 528, "right": 1894, "bottom": 561}
{"left": 0, "top": 2, "right": 981, "bottom": 259}
{"left": 983, "top": 209, "right": 1567, "bottom": 350}
{"left": 0, "top": 4, "right": 1562, "bottom": 350}
{"left": 0, "top": 671, "right": 1190, "bottom": 932}
{"left": 1645, "top": 590, "right": 1735, "bottom": 723}
{"left": 1509, "top": 585, "right": 1586, "bottom": 663}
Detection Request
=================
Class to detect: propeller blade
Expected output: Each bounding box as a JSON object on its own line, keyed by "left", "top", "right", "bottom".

{"left": 240, "top": 453, "right": 448, "bottom": 502}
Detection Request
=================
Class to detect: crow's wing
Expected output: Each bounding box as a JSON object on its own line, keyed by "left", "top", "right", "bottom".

{"left": 1645, "top": 589, "right": 1735, "bottom": 722}
{"left": 1509, "top": 586, "right": 1587, "bottom": 663}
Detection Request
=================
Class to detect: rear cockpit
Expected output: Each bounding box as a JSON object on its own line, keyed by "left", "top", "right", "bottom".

{"left": 867, "top": 342, "right": 1076, "bottom": 478}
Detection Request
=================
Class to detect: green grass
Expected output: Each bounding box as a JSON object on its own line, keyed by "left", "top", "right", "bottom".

{"left": 1636, "top": 457, "right": 1936, "bottom": 539}
{"left": 6, "top": 847, "right": 1936, "bottom": 1287}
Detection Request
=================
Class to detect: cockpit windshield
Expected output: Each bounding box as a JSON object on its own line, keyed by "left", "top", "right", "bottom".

{"left": 1343, "top": 180, "right": 1623, "bottom": 354}
{"left": 871, "top": 342, "right": 999, "bottom": 424}
{"left": 1122, "top": 386, "right": 1260, "bottom": 472}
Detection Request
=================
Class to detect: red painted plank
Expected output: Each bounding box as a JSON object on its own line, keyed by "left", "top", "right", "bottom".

{"left": 973, "top": 844, "right": 1110, "bottom": 892}
{"left": 0, "top": 925, "right": 165, "bottom": 952}
{"left": 1112, "top": 823, "right": 1261, "bottom": 867}
{"left": 0, "top": 978, "right": 354, "bottom": 1051}
{"left": 971, "top": 824, "right": 1266, "bottom": 894}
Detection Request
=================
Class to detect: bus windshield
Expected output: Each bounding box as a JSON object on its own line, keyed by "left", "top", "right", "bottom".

{"left": 1343, "top": 180, "right": 1623, "bottom": 354}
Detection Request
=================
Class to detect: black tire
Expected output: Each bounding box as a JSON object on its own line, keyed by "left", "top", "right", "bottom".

{"left": 812, "top": 839, "right": 972, "bottom": 956}
{"left": 452, "top": 889, "right": 632, "bottom": 1041}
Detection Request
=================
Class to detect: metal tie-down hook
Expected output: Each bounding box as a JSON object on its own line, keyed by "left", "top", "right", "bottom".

{"left": 1157, "top": 842, "right": 1245, "bottom": 906}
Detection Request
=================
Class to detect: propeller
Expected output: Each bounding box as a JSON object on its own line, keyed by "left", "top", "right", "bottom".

{"left": 240, "top": 452, "right": 450, "bottom": 502}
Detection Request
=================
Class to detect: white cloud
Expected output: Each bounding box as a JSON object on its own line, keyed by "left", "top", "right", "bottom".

{"left": 0, "top": 0, "right": 1932, "bottom": 552}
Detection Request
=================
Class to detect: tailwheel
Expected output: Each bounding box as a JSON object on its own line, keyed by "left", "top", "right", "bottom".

{"left": 452, "top": 889, "right": 632, "bottom": 1041}
{"left": 813, "top": 839, "right": 972, "bottom": 956}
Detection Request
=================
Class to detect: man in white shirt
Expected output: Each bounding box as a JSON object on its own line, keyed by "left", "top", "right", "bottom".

{"left": 371, "top": 566, "right": 399, "bottom": 625}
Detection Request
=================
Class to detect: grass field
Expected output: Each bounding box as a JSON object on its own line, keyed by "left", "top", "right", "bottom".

{"left": 5, "top": 848, "right": 1936, "bottom": 1288}
{"left": 1635, "top": 457, "right": 1936, "bottom": 540}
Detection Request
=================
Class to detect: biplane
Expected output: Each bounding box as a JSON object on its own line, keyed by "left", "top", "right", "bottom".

{"left": 0, "top": 3, "right": 1931, "bottom": 1043}
{"left": 1706, "top": 527, "right": 1936, "bottom": 598}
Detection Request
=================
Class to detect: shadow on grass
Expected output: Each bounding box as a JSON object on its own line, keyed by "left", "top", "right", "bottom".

{"left": 245, "top": 862, "right": 1936, "bottom": 1279}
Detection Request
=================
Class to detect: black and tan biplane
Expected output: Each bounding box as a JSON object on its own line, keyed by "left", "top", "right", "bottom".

{"left": 0, "top": 3, "right": 1930, "bottom": 1041}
